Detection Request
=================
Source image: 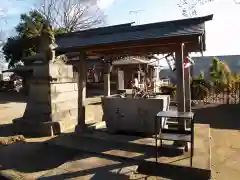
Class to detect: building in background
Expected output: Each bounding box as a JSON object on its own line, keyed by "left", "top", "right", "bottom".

{"left": 192, "top": 55, "right": 240, "bottom": 79}
{"left": 156, "top": 55, "right": 240, "bottom": 83}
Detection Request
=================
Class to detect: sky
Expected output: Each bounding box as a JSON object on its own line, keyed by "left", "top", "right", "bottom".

{"left": 0, "top": 0, "right": 240, "bottom": 60}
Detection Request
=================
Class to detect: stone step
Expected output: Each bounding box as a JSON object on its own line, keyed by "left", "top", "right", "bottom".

{"left": 87, "top": 121, "right": 107, "bottom": 131}
{"left": 13, "top": 116, "right": 78, "bottom": 136}
{"left": 166, "top": 120, "right": 192, "bottom": 130}
{"left": 49, "top": 132, "right": 187, "bottom": 164}
{"left": 82, "top": 130, "right": 189, "bottom": 152}
{"left": 158, "top": 133, "right": 191, "bottom": 142}
{"left": 48, "top": 124, "right": 211, "bottom": 179}
{"left": 86, "top": 122, "right": 189, "bottom": 148}
{"left": 166, "top": 121, "right": 179, "bottom": 125}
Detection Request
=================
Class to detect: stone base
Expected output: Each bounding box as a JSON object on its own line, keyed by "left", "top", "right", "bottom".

{"left": 0, "top": 135, "right": 25, "bottom": 146}
{"left": 75, "top": 124, "right": 86, "bottom": 133}
{"left": 13, "top": 118, "right": 77, "bottom": 137}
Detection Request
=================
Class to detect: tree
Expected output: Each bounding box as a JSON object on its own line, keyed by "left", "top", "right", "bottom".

{"left": 0, "top": 8, "right": 6, "bottom": 47}
{"left": 2, "top": 10, "right": 67, "bottom": 68}
{"left": 0, "top": 8, "right": 7, "bottom": 70}
{"left": 199, "top": 71, "right": 204, "bottom": 79}
{"left": 3, "top": 0, "right": 107, "bottom": 68}
{"left": 0, "top": 29, "right": 4, "bottom": 48}
{"left": 3, "top": 11, "right": 44, "bottom": 68}
{"left": 209, "top": 57, "right": 231, "bottom": 86}
{"left": 178, "top": 0, "right": 239, "bottom": 17}
{"left": 178, "top": 0, "right": 213, "bottom": 17}
{"left": 35, "top": 0, "right": 106, "bottom": 32}
{"left": 0, "top": 29, "right": 5, "bottom": 70}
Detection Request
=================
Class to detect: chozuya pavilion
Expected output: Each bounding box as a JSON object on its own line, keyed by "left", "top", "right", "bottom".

{"left": 12, "top": 15, "right": 213, "bottom": 140}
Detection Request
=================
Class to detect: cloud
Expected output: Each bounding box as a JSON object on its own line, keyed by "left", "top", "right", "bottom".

{"left": 80, "top": 0, "right": 115, "bottom": 9}
{"left": 0, "top": 1, "right": 22, "bottom": 17}
{"left": 97, "top": 0, "right": 115, "bottom": 9}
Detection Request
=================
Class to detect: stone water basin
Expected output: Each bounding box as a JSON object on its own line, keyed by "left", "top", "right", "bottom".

{"left": 101, "top": 95, "right": 170, "bottom": 135}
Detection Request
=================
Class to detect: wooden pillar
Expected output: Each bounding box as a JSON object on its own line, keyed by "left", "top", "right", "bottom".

{"left": 175, "top": 43, "right": 186, "bottom": 129}
{"left": 117, "top": 68, "right": 124, "bottom": 90}
{"left": 190, "top": 65, "right": 194, "bottom": 77}
{"left": 150, "top": 67, "right": 153, "bottom": 80}
{"left": 138, "top": 64, "right": 141, "bottom": 82}
{"left": 156, "top": 67, "right": 159, "bottom": 80}
{"left": 184, "top": 52, "right": 191, "bottom": 112}
{"left": 104, "top": 62, "right": 111, "bottom": 96}
{"left": 77, "top": 52, "right": 87, "bottom": 131}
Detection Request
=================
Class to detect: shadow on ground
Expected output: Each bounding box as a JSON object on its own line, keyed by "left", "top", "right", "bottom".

{"left": 0, "top": 142, "right": 79, "bottom": 173}
{"left": 193, "top": 104, "right": 240, "bottom": 130}
{"left": 0, "top": 92, "right": 26, "bottom": 104}
{"left": 0, "top": 131, "right": 209, "bottom": 180}
{"left": 0, "top": 124, "right": 15, "bottom": 137}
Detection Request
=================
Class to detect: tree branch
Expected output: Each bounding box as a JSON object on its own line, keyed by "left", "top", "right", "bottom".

{"left": 178, "top": 0, "right": 240, "bottom": 18}
{"left": 35, "top": 0, "right": 105, "bottom": 32}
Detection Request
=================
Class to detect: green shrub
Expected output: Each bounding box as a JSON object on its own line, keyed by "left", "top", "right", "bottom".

{"left": 192, "top": 77, "right": 213, "bottom": 89}
{"left": 160, "top": 85, "right": 177, "bottom": 98}
{"left": 191, "top": 78, "right": 211, "bottom": 100}
{"left": 199, "top": 71, "right": 204, "bottom": 80}
{"left": 191, "top": 83, "right": 209, "bottom": 100}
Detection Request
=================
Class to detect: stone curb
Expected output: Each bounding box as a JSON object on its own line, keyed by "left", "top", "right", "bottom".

{"left": 0, "top": 170, "right": 23, "bottom": 180}
{"left": 0, "top": 175, "right": 10, "bottom": 180}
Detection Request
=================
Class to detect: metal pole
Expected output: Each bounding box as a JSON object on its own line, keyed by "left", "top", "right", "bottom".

{"left": 129, "top": 10, "right": 144, "bottom": 25}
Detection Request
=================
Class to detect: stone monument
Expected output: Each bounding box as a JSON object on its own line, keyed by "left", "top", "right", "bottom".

{"left": 13, "top": 21, "right": 78, "bottom": 136}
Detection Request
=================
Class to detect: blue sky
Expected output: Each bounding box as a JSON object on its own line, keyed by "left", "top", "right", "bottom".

{"left": 1, "top": 0, "right": 240, "bottom": 56}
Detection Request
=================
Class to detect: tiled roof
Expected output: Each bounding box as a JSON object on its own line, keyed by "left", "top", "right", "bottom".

{"left": 56, "top": 15, "right": 213, "bottom": 51}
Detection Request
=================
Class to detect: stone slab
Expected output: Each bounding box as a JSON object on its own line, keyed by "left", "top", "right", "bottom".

{"left": 23, "top": 99, "right": 78, "bottom": 117}
{"left": 13, "top": 118, "right": 78, "bottom": 136}
{"left": 51, "top": 83, "right": 78, "bottom": 93}
{"left": 24, "top": 108, "right": 78, "bottom": 123}
{"left": 29, "top": 82, "right": 78, "bottom": 96}
{"left": 49, "top": 124, "right": 211, "bottom": 179}
{"left": 30, "top": 77, "right": 76, "bottom": 83}
{"left": 29, "top": 89, "right": 78, "bottom": 103}
{"left": 33, "top": 64, "right": 73, "bottom": 78}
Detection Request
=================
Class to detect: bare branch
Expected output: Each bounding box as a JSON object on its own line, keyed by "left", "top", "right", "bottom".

{"left": 35, "top": 0, "right": 106, "bottom": 32}
{"left": 234, "top": 0, "right": 240, "bottom": 4}
{"left": 0, "top": 11, "right": 6, "bottom": 68}
{"left": 178, "top": 0, "right": 213, "bottom": 17}
{"left": 178, "top": 0, "right": 240, "bottom": 18}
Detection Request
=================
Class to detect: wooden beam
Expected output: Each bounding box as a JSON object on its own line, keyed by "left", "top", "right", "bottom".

{"left": 175, "top": 43, "right": 186, "bottom": 129}
{"left": 184, "top": 52, "right": 191, "bottom": 113}
{"left": 87, "top": 42, "right": 200, "bottom": 57}
{"left": 57, "top": 34, "right": 201, "bottom": 54}
{"left": 77, "top": 51, "right": 87, "bottom": 132}
{"left": 104, "top": 62, "right": 111, "bottom": 96}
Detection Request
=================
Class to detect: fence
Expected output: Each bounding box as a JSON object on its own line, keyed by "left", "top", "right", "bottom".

{"left": 192, "top": 82, "right": 240, "bottom": 105}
